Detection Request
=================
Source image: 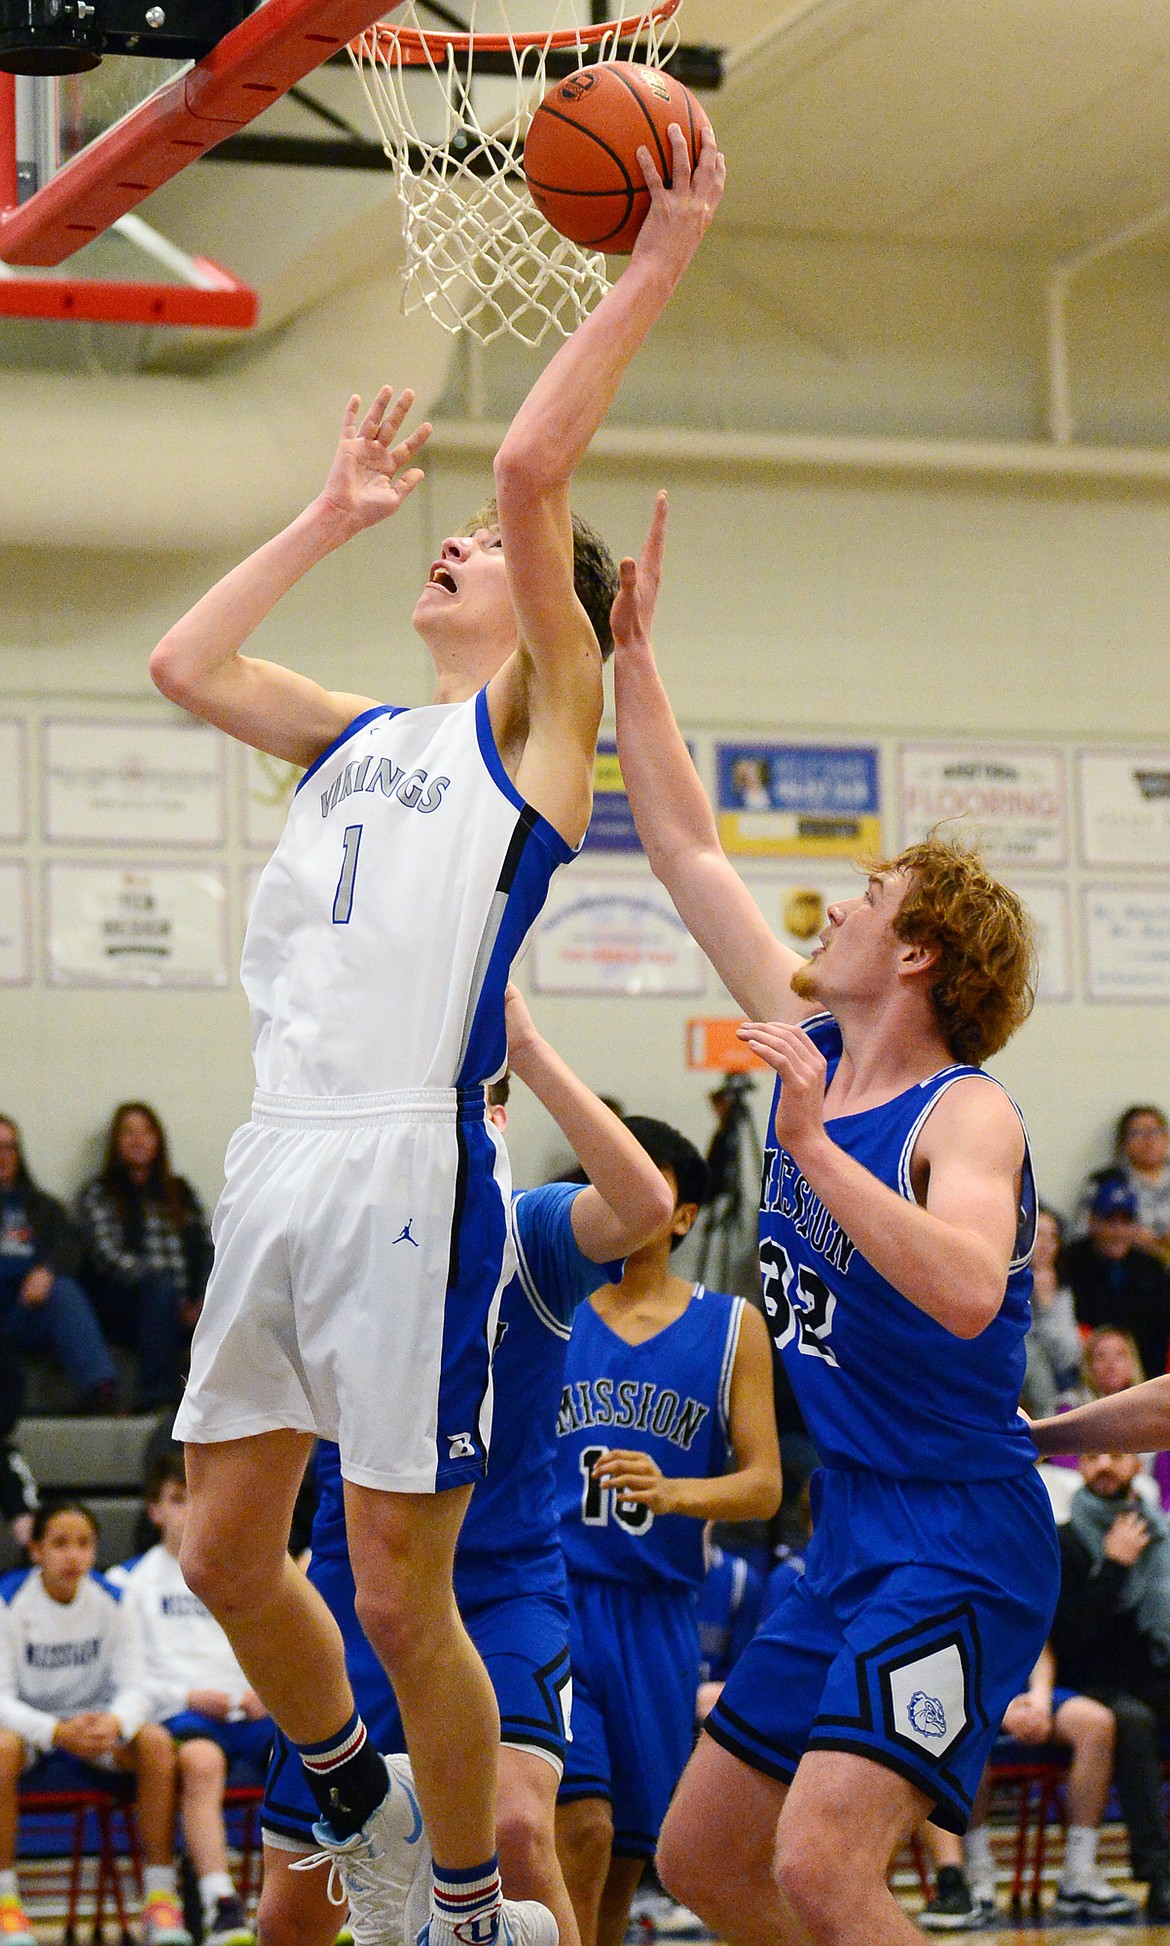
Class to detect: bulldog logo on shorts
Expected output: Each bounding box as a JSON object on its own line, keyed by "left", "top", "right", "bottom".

{"left": 884, "top": 1641, "right": 969, "bottom": 1758}
{"left": 907, "top": 1691, "right": 948, "bottom": 1739}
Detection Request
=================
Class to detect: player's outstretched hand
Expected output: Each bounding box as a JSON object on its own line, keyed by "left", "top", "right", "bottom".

{"left": 591, "top": 1447, "right": 676, "bottom": 1513}
{"left": 317, "top": 386, "right": 432, "bottom": 537}
{"left": 737, "top": 1019, "right": 829, "bottom": 1164}
{"left": 610, "top": 490, "right": 667, "bottom": 658}
{"left": 632, "top": 122, "right": 725, "bottom": 274}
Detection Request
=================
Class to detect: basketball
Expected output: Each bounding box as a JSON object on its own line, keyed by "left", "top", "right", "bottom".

{"left": 523, "top": 61, "right": 712, "bottom": 255}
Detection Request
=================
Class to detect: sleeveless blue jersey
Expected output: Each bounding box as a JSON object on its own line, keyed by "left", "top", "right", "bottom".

{"left": 555, "top": 1285, "right": 745, "bottom": 1592}
{"left": 758, "top": 1012, "right": 1037, "bottom": 1483}
{"left": 310, "top": 1182, "right": 622, "bottom": 1610}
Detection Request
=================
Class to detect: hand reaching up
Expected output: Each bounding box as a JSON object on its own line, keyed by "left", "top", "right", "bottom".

{"left": 317, "top": 386, "right": 431, "bottom": 537}
{"left": 610, "top": 490, "right": 668, "bottom": 658}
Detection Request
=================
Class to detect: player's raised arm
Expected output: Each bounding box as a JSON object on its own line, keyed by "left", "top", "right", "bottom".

{"left": 504, "top": 985, "right": 673, "bottom": 1261}
{"left": 491, "top": 127, "right": 724, "bottom": 846}
{"left": 612, "top": 494, "right": 814, "bottom": 1025}
{"left": 1031, "top": 1375, "right": 1170, "bottom": 1455}
{"left": 149, "top": 387, "right": 431, "bottom": 766}
{"left": 591, "top": 1304, "right": 781, "bottom": 1522}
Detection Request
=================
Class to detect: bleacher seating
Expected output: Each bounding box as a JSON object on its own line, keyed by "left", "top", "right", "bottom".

{"left": 2, "top": 1414, "right": 165, "bottom": 1572}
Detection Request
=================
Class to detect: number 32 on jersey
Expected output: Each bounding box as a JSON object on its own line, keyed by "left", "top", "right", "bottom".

{"left": 759, "top": 1240, "right": 839, "bottom": 1366}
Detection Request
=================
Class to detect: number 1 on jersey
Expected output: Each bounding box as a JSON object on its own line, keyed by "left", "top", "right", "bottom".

{"left": 332, "top": 824, "right": 363, "bottom": 925}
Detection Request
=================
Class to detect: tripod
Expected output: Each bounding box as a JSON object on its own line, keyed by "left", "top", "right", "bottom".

{"left": 695, "top": 1073, "right": 764, "bottom": 1297}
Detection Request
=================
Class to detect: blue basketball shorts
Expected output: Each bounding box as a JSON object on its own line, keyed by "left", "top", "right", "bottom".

{"left": 705, "top": 1466, "right": 1059, "bottom": 1835}
{"left": 558, "top": 1576, "right": 700, "bottom": 1861}
{"left": 261, "top": 1560, "right": 571, "bottom": 1848}
{"left": 163, "top": 1711, "right": 273, "bottom": 1781}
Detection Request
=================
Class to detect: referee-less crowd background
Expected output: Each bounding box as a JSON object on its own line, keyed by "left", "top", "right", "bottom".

{"left": 7, "top": 1087, "right": 1170, "bottom": 1933}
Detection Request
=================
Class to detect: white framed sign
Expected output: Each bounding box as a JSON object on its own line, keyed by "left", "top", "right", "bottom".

{"left": 0, "top": 721, "right": 27, "bottom": 842}
{"left": 531, "top": 872, "right": 707, "bottom": 997}
{"left": 898, "top": 743, "right": 1067, "bottom": 867}
{"left": 46, "top": 862, "right": 229, "bottom": 988}
{"left": 0, "top": 861, "right": 31, "bottom": 985}
{"left": 241, "top": 746, "right": 302, "bottom": 850}
{"left": 1078, "top": 750, "right": 1170, "bottom": 869}
{"left": 1082, "top": 882, "right": 1170, "bottom": 1004}
{"left": 43, "top": 718, "right": 226, "bottom": 846}
{"left": 1008, "top": 879, "right": 1074, "bottom": 1004}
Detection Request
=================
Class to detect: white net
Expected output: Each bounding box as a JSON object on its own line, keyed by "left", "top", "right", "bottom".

{"left": 350, "top": 1, "right": 682, "bottom": 346}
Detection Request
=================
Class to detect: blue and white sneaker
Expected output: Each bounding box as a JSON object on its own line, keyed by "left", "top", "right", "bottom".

{"left": 420, "top": 1901, "right": 558, "bottom": 1946}
{"left": 293, "top": 1754, "right": 431, "bottom": 1946}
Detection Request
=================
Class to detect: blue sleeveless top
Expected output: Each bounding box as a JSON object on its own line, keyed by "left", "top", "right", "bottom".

{"left": 758, "top": 1013, "right": 1037, "bottom": 1483}
{"left": 555, "top": 1284, "right": 745, "bottom": 1592}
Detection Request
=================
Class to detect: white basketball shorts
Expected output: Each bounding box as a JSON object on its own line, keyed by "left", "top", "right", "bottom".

{"left": 174, "top": 1087, "right": 515, "bottom": 1493}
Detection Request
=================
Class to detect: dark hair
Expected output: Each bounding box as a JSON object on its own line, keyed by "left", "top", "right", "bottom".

{"left": 623, "top": 1115, "right": 709, "bottom": 1251}
{"left": 144, "top": 1448, "right": 186, "bottom": 1504}
{"left": 1117, "top": 1104, "right": 1169, "bottom": 1148}
{"left": 487, "top": 1075, "right": 510, "bottom": 1110}
{"left": 33, "top": 1498, "right": 100, "bottom": 1544}
{"left": 0, "top": 1114, "right": 36, "bottom": 1193}
{"left": 465, "top": 499, "right": 620, "bottom": 661}
{"left": 101, "top": 1101, "right": 188, "bottom": 1232}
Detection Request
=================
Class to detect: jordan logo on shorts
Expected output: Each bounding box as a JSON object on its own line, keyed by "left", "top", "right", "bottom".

{"left": 448, "top": 1433, "right": 476, "bottom": 1459}
{"left": 393, "top": 1219, "right": 419, "bottom": 1247}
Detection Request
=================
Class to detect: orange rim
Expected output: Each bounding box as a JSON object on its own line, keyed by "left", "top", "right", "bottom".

{"left": 355, "top": 0, "right": 681, "bottom": 64}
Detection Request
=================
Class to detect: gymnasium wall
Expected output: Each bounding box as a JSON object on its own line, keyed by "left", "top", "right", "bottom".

{"left": 1, "top": 229, "right": 1169, "bottom": 1222}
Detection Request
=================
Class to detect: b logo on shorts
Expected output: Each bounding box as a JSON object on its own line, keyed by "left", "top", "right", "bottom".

{"left": 448, "top": 1433, "right": 476, "bottom": 1459}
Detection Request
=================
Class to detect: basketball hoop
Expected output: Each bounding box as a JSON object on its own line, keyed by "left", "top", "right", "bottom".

{"left": 350, "top": 0, "right": 682, "bottom": 346}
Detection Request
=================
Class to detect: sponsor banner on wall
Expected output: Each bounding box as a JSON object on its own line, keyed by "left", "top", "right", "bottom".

{"left": 1007, "top": 880, "right": 1074, "bottom": 1004}
{"left": 531, "top": 871, "right": 707, "bottom": 996}
{"left": 43, "top": 718, "right": 226, "bottom": 847}
{"left": 46, "top": 862, "right": 229, "bottom": 988}
{"left": 1077, "top": 750, "right": 1170, "bottom": 869}
{"left": 716, "top": 742, "right": 881, "bottom": 858}
{"left": 1083, "top": 882, "right": 1170, "bottom": 1003}
{"left": 0, "top": 861, "right": 30, "bottom": 985}
{"left": 241, "top": 746, "right": 303, "bottom": 850}
{"left": 898, "top": 744, "right": 1067, "bottom": 867}
{"left": 0, "top": 721, "right": 26, "bottom": 843}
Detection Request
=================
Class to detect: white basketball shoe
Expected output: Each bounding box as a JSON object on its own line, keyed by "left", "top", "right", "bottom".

{"left": 294, "top": 1753, "right": 432, "bottom": 1946}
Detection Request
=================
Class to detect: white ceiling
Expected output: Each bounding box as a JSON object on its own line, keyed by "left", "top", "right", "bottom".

{"left": 710, "top": 0, "right": 1170, "bottom": 252}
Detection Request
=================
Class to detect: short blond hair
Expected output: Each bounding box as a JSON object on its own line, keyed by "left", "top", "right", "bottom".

{"left": 873, "top": 836, "right": 1035, "bottom": 1065}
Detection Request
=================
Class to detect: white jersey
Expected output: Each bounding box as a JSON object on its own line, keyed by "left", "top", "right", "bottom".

{"left": 0, "top": 1567, "right": 149, "bottom": 1752}
{"left": 108, "top": 1545, "right": 251, "bottom": 1724}
{"left": 243, "top": 689, "right": 575, "bottom": 1098}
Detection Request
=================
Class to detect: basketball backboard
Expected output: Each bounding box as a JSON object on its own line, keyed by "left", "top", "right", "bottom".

{"left": 0, "top": 0, "right": 397, "bottom": 267}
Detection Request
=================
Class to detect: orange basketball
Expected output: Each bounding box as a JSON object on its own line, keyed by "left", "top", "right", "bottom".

{"left": 523, "top": 61, "right": 712, "bottom": 255}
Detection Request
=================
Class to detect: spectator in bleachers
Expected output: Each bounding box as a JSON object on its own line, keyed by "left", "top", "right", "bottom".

{"left": 1049, "top": 1449, "right": 1170, "bottom": 1921}
{"left": 1020, "top": 1206, "right": 1083, "bottom": 1419}
{"left": 0, "top": 1365, "right": 35, "bottom": 1560}
{"left": 0, "top": 1501, "right": 190, "bottom": 1946}
{"left": 1077, "top": 1107, "right": 1170, "bottom": 1261}
{"left": 0, "top": 1116, "right": 117, "bottom": 1415}
{"left": 1063, "top": 1177, "right": 1170, "bottom": 1387}
{"left": 78, "top": 1104, "right": 213, "bottom": 1411}
{"left": 918, "top": 1645, "right": 1136, "bottom": 1928}
{"left": 113, "top": 1452, "right": 269, "bottom": 1946}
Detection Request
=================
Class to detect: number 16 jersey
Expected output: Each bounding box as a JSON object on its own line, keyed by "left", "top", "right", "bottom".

{"left": 243, "top": 688, "right": 574, "bottom": 1098}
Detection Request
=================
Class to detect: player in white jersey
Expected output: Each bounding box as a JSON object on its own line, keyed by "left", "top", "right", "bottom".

{"left": 148, "top": 124, "right": 724, "bottom": 1946}
{"left": 0, "top": 1503, "right": 188, "bottom": 1946}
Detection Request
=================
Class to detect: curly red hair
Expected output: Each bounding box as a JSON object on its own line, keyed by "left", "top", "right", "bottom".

{"left": 874, "top": 836, "right": 1036, "bottom": 1065}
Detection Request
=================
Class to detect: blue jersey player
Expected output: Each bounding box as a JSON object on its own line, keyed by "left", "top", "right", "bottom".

{"left": 553, "top": 1119, "right": 780, "bottom": 1946}
{"left": 256, "top": 988, "right": 672, "bottom": 1946}
{"left": 608, "top": 501, "right": 1058, "bottom": 1946}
